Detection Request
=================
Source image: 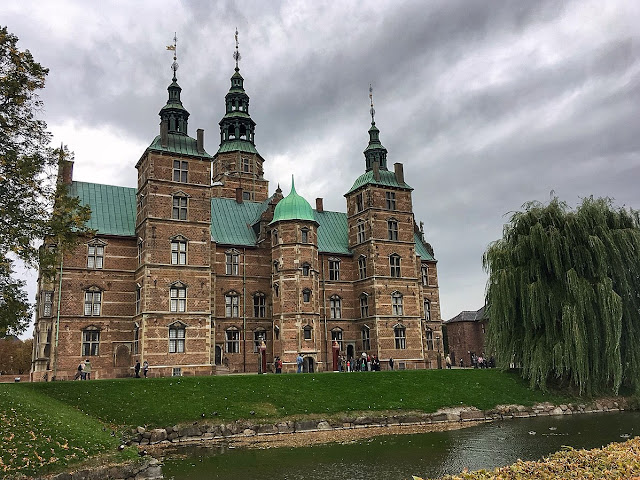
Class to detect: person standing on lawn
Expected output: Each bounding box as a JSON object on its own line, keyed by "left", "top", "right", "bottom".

{"left": 83, "top": 359, "right": 92, "bottom": 380}
{"left": 143, "top": 360, "right": 149, "bottom": 378}
{"left": 134, "top": 360, "right": 141, "bottom": 378}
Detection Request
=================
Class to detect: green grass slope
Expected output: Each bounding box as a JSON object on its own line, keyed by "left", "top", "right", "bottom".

{"left": 21, "top": 369, "right": 570, "bottom": 429}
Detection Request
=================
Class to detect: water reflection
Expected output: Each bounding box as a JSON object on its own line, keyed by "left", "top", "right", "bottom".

{"left": 163, "top": 411, "right": 640, "bottom": 480}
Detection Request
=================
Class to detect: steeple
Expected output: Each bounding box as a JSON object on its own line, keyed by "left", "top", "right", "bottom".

{"left": 159, "top": 33, "right": 190, "bottom": 135}
{"left": 218, "top": 29, "right": 258, "bottom": 152}
{"left": 363, "top": 84, "right": 388, "bottom": 171}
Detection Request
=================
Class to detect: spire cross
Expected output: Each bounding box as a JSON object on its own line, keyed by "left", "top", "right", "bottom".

{"left": 233, "top": 28, "right": 242, "bottom": 71}
{"left": 167, "top": 32, "right": 179, "bottom": 81}
{"left": 369, "top": 83, "right": 376, "bottom": 124}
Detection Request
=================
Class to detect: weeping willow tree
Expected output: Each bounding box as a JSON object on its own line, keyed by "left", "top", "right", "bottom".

{"left": 483, "top": 197, "right": 640, "bottom": 395}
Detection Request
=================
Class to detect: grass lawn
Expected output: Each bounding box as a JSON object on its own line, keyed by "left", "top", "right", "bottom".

{"left": 20, "top": 369, "right": 571, "bottom": 429}
{"left": 2, "top": 369, "right": 577, "bottom": 477}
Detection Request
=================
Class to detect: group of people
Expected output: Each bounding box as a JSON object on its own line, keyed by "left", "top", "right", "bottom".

{"left": 134, "top": 360, "right": 150, "bottom": 378}
{"left": 274, "top": 356, "right": 283, "bottom": 373}
{"left": 343, "top": 353, "right": 384, "bottom": 372}
{"left": 74, "top": 359, "right": 92, "bottom": 380}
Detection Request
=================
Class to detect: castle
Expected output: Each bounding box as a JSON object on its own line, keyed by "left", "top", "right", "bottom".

{"left": 31, "top": 39, "right": 442, "bottom": 380}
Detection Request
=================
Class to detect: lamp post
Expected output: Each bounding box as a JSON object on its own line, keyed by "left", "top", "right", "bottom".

{"left": 436, "top": 335, "right": 442, "bottom": 369}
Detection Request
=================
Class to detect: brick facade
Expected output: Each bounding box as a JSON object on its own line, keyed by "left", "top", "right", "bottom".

{"left": 444, "top": 307, "right": 487, "bottom": 367}
{"left": 31, "top": 59, "right": 443, "bottom": 381}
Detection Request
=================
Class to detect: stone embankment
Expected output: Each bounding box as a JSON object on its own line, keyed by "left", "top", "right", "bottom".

{"left": 129, "top": 397, "right": 631, "bottom": 447}
{"left": 38, "top": 458, "right": 162, "bottom": 480}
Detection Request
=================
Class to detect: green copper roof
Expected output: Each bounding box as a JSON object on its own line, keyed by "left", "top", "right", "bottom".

{"left": 314, "top": 210, "right": 350, "bottom": 254}
{"left": 346, "top": 169, "right": 413, "bottom": 195}
{"left": 216, "top": 139, "right": 260, "bottom": 155}
{"left": 414, "top": 232, "right": 435, "bottom": 261}
{"left": 147, "top": 133, "right": 212, "bottom": 159}
{"left": 70, "top": 181, "right": 136, "bottom": 237}
{"left": 270, "top": 178, "right": 316, "bottom": 225}
{"left": 222, "top": 111, "right": 252, "bottom": 119}
{"left": 211, "top": 198, "right": 264, "bottom": 246}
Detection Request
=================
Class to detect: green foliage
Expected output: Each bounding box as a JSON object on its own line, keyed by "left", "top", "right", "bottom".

{"left": 484, "top": 196, "right": 640, "bottom": 395}
{"left": 0, "top": 27, "right": 91, "bottom": 334}
{"left": 22, "top": 369, "right": 569, "bottom": 429}
{"left": 0, "top": 337, "right": 32, "bottom": 374}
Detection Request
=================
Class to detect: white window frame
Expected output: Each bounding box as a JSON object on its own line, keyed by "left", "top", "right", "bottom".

{"left": 424, "top": 298, "right": 431, "bottom": 322}
{"left": 170, "top": 284, "right": 187, "bottom": 312}
{"left": 394, "top": 325, "right": 406, "bottom": 349}
{"left": 388, "top": 218, "right": 398, "bottom": 241}
{"left": 357, "top": 221, "right": 366, "bottom": 243}
{"left": 87, "top": 242, "right": 104, "bottom": 269}
{"left": 390, "top": 254, "right": 401, "bottom": 277}
{"left": 329, "top": 258, "right": 340, "bottom": 281}
{"left": 225, "top": 292, "right": 240, "bottom": 318}
{"left": 84, "top": 288, "right": 102, "bottom": 316}
{"left": 386, "top": 191, "right": 396, "bottom": 210}
{"left": 172, "top": 195, "right": 188, "bottom": 220}
{"left": 226, "top": 250, "right": 239, "bottom": 275}
{"left": 358, "top": 255, "right": 367, "bottom": 279}
{"left": 362, "top": 325, "right": 371, "bottom": 351}
{"left": 253, "top": 293, "right": 266, "bottom": 318}
{"left": 171, "top": 238, "right": 187, "bottom": 265}
{"left": 173, "top": 159, "right": 188, "bottom": 183}
{"left": 330, "top": 295, "right": 342, "bottom": 319}
{"left": 226, "top": 329, "right": 240, "bottom": 353}
{"left": 42, "top": 291, "right": 53, "bottom": 317}
{"left": 421, "top": 264, "right": 429, "bottom": 286}
{"left": 392, "top": 292, "right": 403, "bottom": 316}
{"left": 360, "top": 293, "right": 369, "bottom": 318}
{"left": 169, "top": 323, "right": 186, "bottom": 353}
{"left": 82, "top": 327, "right": 100, "bottom": 356}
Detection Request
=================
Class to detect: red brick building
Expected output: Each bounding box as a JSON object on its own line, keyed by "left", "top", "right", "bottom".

{"left": 31, "top": 49, "right": 442, "bottom": 380}
{"left": 444, "top": 306, "right": 487, "bottom": 367}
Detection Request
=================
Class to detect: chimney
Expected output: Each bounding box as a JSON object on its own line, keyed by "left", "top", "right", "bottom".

{"left": 160, "top": 119, "right": 168, "bottom": 147}
{"left": 236, "top": 187, "right": 243, "bottom": 204}
{"left": 57, "top": 158, "right": 74, "bottom": 185}
{"left": 315, "top": 198, "right": 324, "bottom": 212}
{"left": 394, "top": 163, "right": 405, "bottom": 183}
{"left": 196, "top": 128, "right": 204, "bottom": 154}
{"left": 373, "top": 160, "right": 380, "bottom": 181}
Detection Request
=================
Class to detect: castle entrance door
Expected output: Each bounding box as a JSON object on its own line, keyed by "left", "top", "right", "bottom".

{"left": 346, "top": 344, "right": 354, "bottom": 360}
{"left": 215, "top": 345, "right": 222, "bottom": 365}
{"left": 303, "top": 356, "right": 314, "bottom": 373}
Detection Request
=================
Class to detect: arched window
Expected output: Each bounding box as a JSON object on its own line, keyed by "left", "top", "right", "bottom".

{"left": 169, "top": 322, "right": 186, "bottom": 353}
{"left": 389, "top": 254, "right": 401, "bottom": 277}
{"left": 391, "top": 292, "right": 403, "bottom": 316}
{"left": 359, "top": 293, "right": 369, "bottom": 318}
{"left": 330, "top": 295, "right": 342, "bottom": 319}
{"left": 388, "top": 218, "right": 398, "bottom": 241}
{"left": 358, "top": 255, "right": 367, "bottom": 279}
{"left": 424, "top": 298, "right": 431, "bottom": 322}
{"left": 394, "top": 324, "right": 406, "bottom": 349}
{"left": 253, "top": 292, "right": 266, "bottom": 318}
{"left": 84, "top": 286, "right": 102, "bottom": 316}
{"left": 225, "top": 291, "right": 240, "bottom": 318}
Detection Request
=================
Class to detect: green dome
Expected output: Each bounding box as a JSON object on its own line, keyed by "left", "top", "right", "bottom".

{"left": 270, "top": 177, "right": 316, "bottom": 224}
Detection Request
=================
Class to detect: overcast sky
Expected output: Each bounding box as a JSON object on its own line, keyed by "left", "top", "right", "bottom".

{"left": 3, "top": 0, "right": 639, "bottom": 336}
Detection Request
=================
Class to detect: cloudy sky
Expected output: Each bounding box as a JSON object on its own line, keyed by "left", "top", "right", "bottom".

{"left": 3, "top": 0, "right": 639, "bottom": 335}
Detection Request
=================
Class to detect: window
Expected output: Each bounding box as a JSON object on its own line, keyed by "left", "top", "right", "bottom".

{"left": 424, "top": 298, "right": 431, "bottom": 322}
{"left": 356, "top": 192, "right": 363, "bottom": 212}
{"left": 362, "top": 325, "right": 371, "bottom": 351}
{"left": 135, "top": 285, "right": 141, "bottom": 314}
{"left": 274, "top": 283, "right": 279, "bottom": 297}
{"left": 172, "top": 196, "right": 187, "bottom": 220}
{"left": 357, "top": 221, "right": 366, "bottom": 243}
{"left": 330, "top": 295, "right": 342, "bottom": 319}
{"left": 253, "top": 293, "right": 266, "bottom": 317}
{"left": 170, "top": 284, "right": 186, "bottom": 312}
{"left": 390, "top": 254, "right": 401, "bottom": 277}
{"left": 226, "top": 251, "right": 239, "bottom": 275}
{"left": 138, "top": 240, "right": 143, "bottom": 264}
{"left": 421, "top": 265, "right": 429, "bottom": 286}
{"left": 226, "top": 329, "right": 240, "bottom": 353}
{"left": 82, "top": 328, "right": 100, "bottom": 356}
{"left": 394, "top": 325, "right": 406, "bottom": 349}
{"left": 386, "top": 191, "right": 396, "bottom": 210}
{"left": 84, "top": 288, "right": 102, "bottom": 316}
{"left": 392, "top": 292, "right": 403, "bottom": 316}
{"left": 173, "top": 160, "right": 188, "bottom": 183}
{"left": 303, "top": 325, "right": 312, "bottom": 340}
{"left": 274, "top": 325, "right": 280, "bottom": 340}
{"left": 225, "top": 292, "right": 239, "bottom": 317}
{"left": 253, "top": 330, "right": 266, "bottom": 352}
{"left": 301, "top": 228, "right": 308, "bottom": 244}
{"left": 388, "top": 219, "right": 398, "bottom": 241}
{"left": 329, "top": 258, "right": 340, "bottom": 281}
{"left": 42, "top": 291, "right": 53, "bottom": 317}
{"left": 360, "top": 293, "right": 369, "bottom": 318}
{"left": 358, "top": 256, "right": 367, "bottom": 279}
{"left": 171, "top": 238, "right": 187, "bottom": 265}
{"left": 273, "top": 229, "right": 278, "bottom": 244}
{"left": 302, "top": 288, "right": 311, "bottom": 303}
{"left": 302, "top": 263, "right": 310, "bottom": 276}
{"left": 172, "top": 367, "right": 182, "bottom": 377}
{"left": 242, "top": 157, "right": 251, "bottom": 173}
{"left": 242, "top": 191, "right": 251, "bottom": 201}
{"left": 425, "top": 329, "right": 434, "bottom": 351}
{"left": 332, "top": 329, "right": 343, "bottom": 350}
{"left": 87, "top": 243, "right": 104, "bottom": 269}
{"left": 138, "top": 193, "right": 146, "bottom": 210}
{"left": 169, "top": 323, "right": 186, "bottom": 353}
{"left": 133, "top": 323, "right": 139, "bottom": 354}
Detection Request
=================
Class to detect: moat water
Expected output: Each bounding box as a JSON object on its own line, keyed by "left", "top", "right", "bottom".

{"left": 162, "top": 411, "right": 640, "bottom": 480}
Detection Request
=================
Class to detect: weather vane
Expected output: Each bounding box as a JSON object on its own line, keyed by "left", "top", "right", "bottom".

{"left": 369, "top": 83, "right": 376, "bottom": 124}
{"left": 166, "top": 33, "right": 178, "bottom": 80}
{"left": 233, "top": 28, "right": 241, "bottom": 70}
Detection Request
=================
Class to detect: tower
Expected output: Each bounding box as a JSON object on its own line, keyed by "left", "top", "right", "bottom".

{"left": 134, "top": 35, "right": 214, "bottom": 376}
{"left": 211, "top": 30, "right": 268, "bottom": 202}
